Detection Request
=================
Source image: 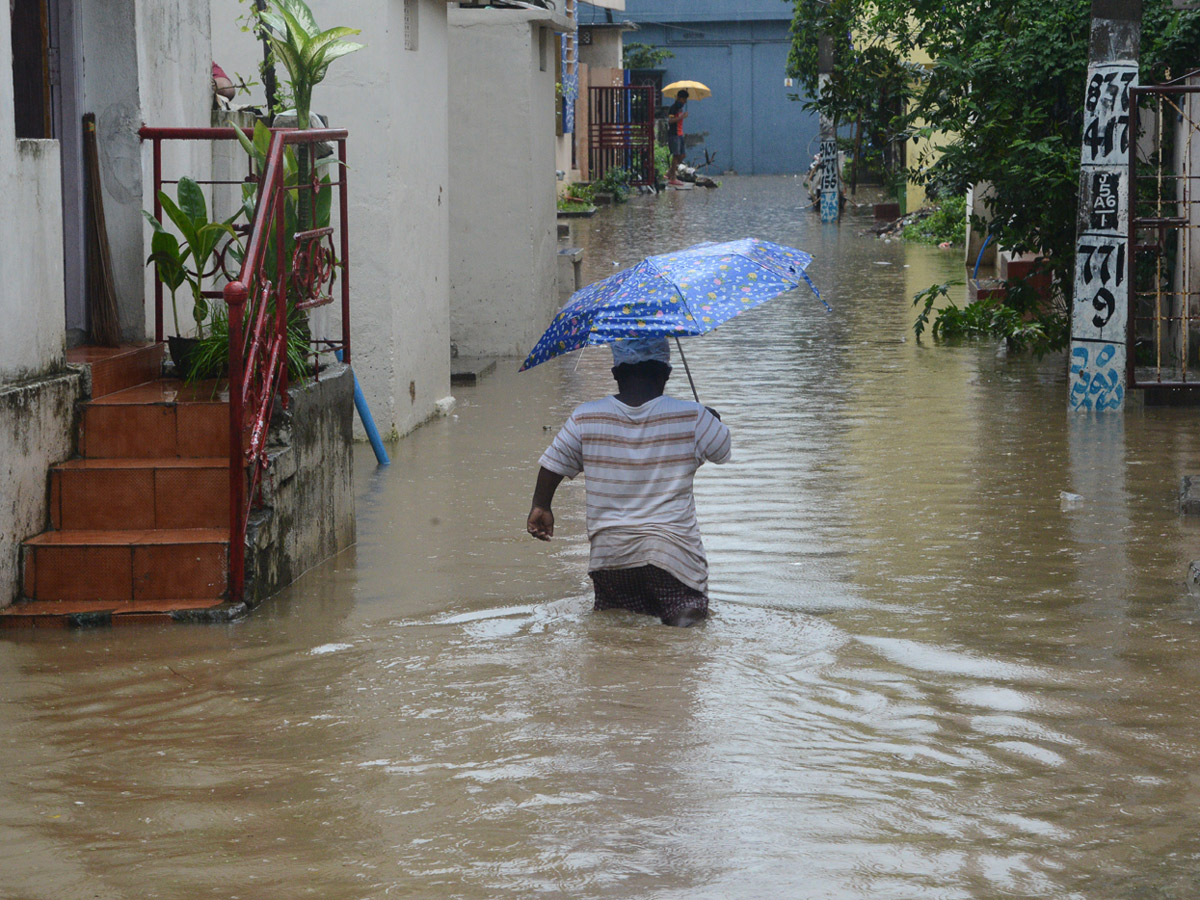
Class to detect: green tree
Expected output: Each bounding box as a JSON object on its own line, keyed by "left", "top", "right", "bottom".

{"left": 788, "top": 0, "right": 1200, "bottom": 351}
{"left": 785, "top": 0, "right": 913, "bottom": 186}
{"left": 623, "top": 43, "right": 674, "bottom": 70}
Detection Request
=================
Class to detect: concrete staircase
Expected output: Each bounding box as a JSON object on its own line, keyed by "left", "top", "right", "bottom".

{"left": 1, "top": 344, "right": 241, "bottom": 628}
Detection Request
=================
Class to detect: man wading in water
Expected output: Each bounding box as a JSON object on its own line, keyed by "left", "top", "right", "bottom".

{"left": 526, "top": 337, "right": 731, "bottom": 626}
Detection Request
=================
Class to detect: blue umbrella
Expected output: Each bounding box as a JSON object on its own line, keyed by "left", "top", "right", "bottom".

{"left": 519, "top": 238, "right": 828, "bottom": 396}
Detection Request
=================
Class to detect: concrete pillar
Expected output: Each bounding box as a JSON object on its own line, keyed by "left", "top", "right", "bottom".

{"left": 817, "top": 35, "right": 840, "bottom": 223}
{"left": 1068, "top": 0, "right": 1142, "bottom": 411}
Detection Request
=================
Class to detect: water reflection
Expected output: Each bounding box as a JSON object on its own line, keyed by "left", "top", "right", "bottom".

{"left": 4, "top": 178, "right": 1200, "bottom": 898}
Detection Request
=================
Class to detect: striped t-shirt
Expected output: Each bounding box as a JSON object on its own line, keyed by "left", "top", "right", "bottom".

{"left": 539, "top": 394, "right": 731, "bottom": 593}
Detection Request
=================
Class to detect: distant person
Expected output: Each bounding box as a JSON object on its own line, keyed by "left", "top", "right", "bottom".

{"left": 526, "top": 337, "right": 731, "bottom": 627}
{"left": 666, "top": 89, "right": 689, "bottom": 186}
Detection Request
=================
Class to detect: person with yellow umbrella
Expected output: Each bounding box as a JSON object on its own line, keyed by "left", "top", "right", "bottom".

{"left": 661, "top": 80, "right": 711, "bottom": 186}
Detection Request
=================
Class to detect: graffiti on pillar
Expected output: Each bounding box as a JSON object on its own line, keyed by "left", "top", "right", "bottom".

{"left": 819, "top": 137, "right": 839, "bottom": 222}
{"left": 1073, "top": 237, "right": 1127, "bottom": 339}
{"left": 1069, "top": 59, "right": 1136, "bottom": 411}
{"left": 1090, "top": 172, "right": 1121, "bottom": 230}
{"left": 1069, "top": 343, "right": 1125, "bottom": 411}
{"left": 1082, "top": 65, "right": 1136, "bottom": 166}
{"left": 819, "top": 189, "right": 838, "bottom": 220}
{"left": 819, "top": 139, "right": 839, "bottom": 192}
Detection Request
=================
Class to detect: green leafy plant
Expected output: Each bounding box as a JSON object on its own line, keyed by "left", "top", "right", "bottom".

{"left": 912, "top": 280, "right": 1066, "bottom": 355}
{"left": 623, "top": 42, "right": 674, "bottom": 70}
{"left": 791, "top": 0, "right": 1200, "bottom": 355}
{"left": 556, "top": 197, "right": 594, "bottom": 214}
{"left": 593, "top": 167, "right": 633, "bottom": 203}
{"left": 143, "top": 176, "right": 240, "bottom": 338}
{"left": 786, "top": 0, "right": 913, "bottom": 193}
{"left": 901, "top": 195, "right": 967, "bottom": 246}
{"left": 186, "top": 299, "right": 312, "bottom": 386}
{"left": 654, "top": 143, "right": 671, "bottom": 183}
{"left": 232, "top": 119, "right": 342, "bottom": 382}
{"left": 235, "top": 121, "right": 337, "bottom": 280}
{"left": 564, "top": 181, "right": 595, "bottom": 203}
{"left": 255, "top": 0, "right": 362, "bottom": 227}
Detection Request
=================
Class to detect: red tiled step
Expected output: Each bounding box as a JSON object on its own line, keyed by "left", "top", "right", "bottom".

{"left": 49, "top": 458, "right": 229, "bottom": 531}
{"left": 67, "top": 343, "right": 164, "bottom": 399}
{"left": 0, "top": 597, "right": 234, "bottom": 629}
{"left": 22, "top": 529, "right": 228, "bottom": 603}
{"left": 79, "top": 380, "right": 231, "bottom": 459}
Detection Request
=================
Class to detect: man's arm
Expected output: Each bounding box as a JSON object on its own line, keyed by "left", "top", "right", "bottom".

{"left": 696, "top": 407, "right": 731, "bottom": 464}
{"left": 527, "top": 466, "right": 566, "bottom": 541}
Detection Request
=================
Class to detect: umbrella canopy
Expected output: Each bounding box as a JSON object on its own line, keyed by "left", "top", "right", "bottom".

{"left": 662, "top": 80, "right": 711, "bottom": 100}
{"left": 519, "top": 237, "right": 827, "bottom": 372}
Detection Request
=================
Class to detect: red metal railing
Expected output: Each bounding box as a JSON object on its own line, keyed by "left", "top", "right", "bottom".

{"left": 139, "top": 126, "right": 351, "bottom": 606}
{"left": 588, "top": 85, "right": 657, "bottom": 186}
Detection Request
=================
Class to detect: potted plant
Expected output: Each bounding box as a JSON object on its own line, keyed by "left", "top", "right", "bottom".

{"left": 143, "top": 176, "right": 240, "bottom": 376}
{"left": 254, "top": 0, "right": 362, "bottom": 229}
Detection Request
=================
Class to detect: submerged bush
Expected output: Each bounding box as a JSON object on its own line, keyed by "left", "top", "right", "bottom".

{"left": 901, "top": 194, "right": 967, "bottom": 246}
{"left": 912, "top": 280, "right": 1067, "bottom": 355}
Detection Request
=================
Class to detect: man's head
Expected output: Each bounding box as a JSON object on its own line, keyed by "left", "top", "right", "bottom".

{"left": 611, "top": 337, "right": 672, "bottom": 387}
{"left": 677, "top": 90, "right": 689, "bottom": 102}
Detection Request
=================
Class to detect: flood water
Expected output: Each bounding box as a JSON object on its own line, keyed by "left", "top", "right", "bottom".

{"left": 7, "top": 176, "right": 1200, "bottom": 898}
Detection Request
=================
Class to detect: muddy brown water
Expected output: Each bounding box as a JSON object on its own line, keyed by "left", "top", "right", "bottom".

{"left": 5, "top": 177, "right": 1200, "bottom": 898}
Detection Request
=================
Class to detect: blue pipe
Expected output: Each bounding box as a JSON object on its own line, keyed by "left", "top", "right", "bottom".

{"left": 335, "top": 350, "right": 389, "bottom": 465}
{"left": 973, "top": 231, "right": 993, "bottom": 281}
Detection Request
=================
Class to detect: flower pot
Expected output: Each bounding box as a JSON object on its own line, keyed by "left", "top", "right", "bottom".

{"left": 167, "top": 335, "right": 200, "bottom": 378}
{"left": 168, "top": 335, "right": 226, "bottom": 380}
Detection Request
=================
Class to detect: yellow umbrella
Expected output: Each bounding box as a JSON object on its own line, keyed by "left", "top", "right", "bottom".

{"left": 661, "top": 80, "right": 711, "bottom": 100}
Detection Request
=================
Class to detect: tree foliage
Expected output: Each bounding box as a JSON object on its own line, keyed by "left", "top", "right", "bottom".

{"left": 788, "top": 0, "right": 1200, "bottom": 351}
{"left": 786, "top": 0, "right": 913, "bottom": 179}
{"left": 623, "top": 43, "right": 674, "bottom": 70}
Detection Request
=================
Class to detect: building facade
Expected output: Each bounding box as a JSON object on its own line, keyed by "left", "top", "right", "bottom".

{"left": 2, "top": 0, "right": 213, "bottom": 606}
{"left": 579, "top": 0, "right": 818, "bottom": 175}
{"left": 211, "top": 0, "right": 455, "bottom": 440}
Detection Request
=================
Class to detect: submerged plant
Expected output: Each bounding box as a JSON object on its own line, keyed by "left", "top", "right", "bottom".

{"left": 593, "top": 167, "right": 633, "bottom": 203}
{"left": 912, "top": 279, "right": 1066, "bottom": 356}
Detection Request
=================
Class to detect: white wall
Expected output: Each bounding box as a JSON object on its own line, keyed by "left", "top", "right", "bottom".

{"left": 211, "top": 0, "right": 453, "bottom": 439}
{"left": 579, "top": 26, "right": 625, "bottom": 70}
{"left": 1, "top": 11, "right": 65, "bottom": 379}
{"left": 448, "top": 9, "right": 563, "bottom": 359}
{"left": 76, "top": 0, "right": 212, "bottom": 342}
{"left": 0, "top": 10, "right": 80, "bottom": 605}
{"left": 137, "top": 0, "right": 215, "bottom": 341}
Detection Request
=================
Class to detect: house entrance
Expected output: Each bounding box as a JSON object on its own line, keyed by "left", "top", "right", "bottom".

{"left": 588, "top": 85, "right": 656, "bottom": 187}
{"left": 9, "top": 0, "right": 87, "bottom": 344}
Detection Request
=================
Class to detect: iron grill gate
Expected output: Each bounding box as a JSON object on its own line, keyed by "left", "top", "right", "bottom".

{"left": 588, "top": 85, "right": 656, "bottom": 187}
{"left": 1128, "top": 76, "right": 1200, "bottom": 392}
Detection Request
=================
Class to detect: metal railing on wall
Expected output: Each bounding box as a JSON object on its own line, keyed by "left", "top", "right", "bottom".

{"left": 1127, "top": 76, "right": 1200, "bottom": 394}
{"left": 139, "top": 125, "right": 351, "bottom": 605}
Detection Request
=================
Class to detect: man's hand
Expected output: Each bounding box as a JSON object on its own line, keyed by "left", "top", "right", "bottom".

{"left": 527, "top": 506, "right": 555, "bottom": 541}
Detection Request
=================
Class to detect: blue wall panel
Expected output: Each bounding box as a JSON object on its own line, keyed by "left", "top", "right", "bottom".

{"left": 581, "top": 4, "right": 819, "bottom": 173}
{"left": 619, "top": 19, "right": 818, "bottom": 174}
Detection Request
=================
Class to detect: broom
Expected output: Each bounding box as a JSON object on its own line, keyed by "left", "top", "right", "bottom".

{"left": 82, "top": 112, "right": 122, "bottom": 346}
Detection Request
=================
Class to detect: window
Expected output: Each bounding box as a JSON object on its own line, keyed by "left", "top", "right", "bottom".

{"left": 11, "top": 0, "right": 53, "bottom": 138}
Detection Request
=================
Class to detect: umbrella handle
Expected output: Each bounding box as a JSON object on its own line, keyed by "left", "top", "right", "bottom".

{"left": 673, "top": 337, "right": 700, "bottom": 403}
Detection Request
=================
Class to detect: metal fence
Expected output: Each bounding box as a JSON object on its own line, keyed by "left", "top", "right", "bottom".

{"left": 588, "top": 85, "right": 657, "bottom": 187}
{"left": 1127, "top": 76, "right": 1200, "bottom": 395}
